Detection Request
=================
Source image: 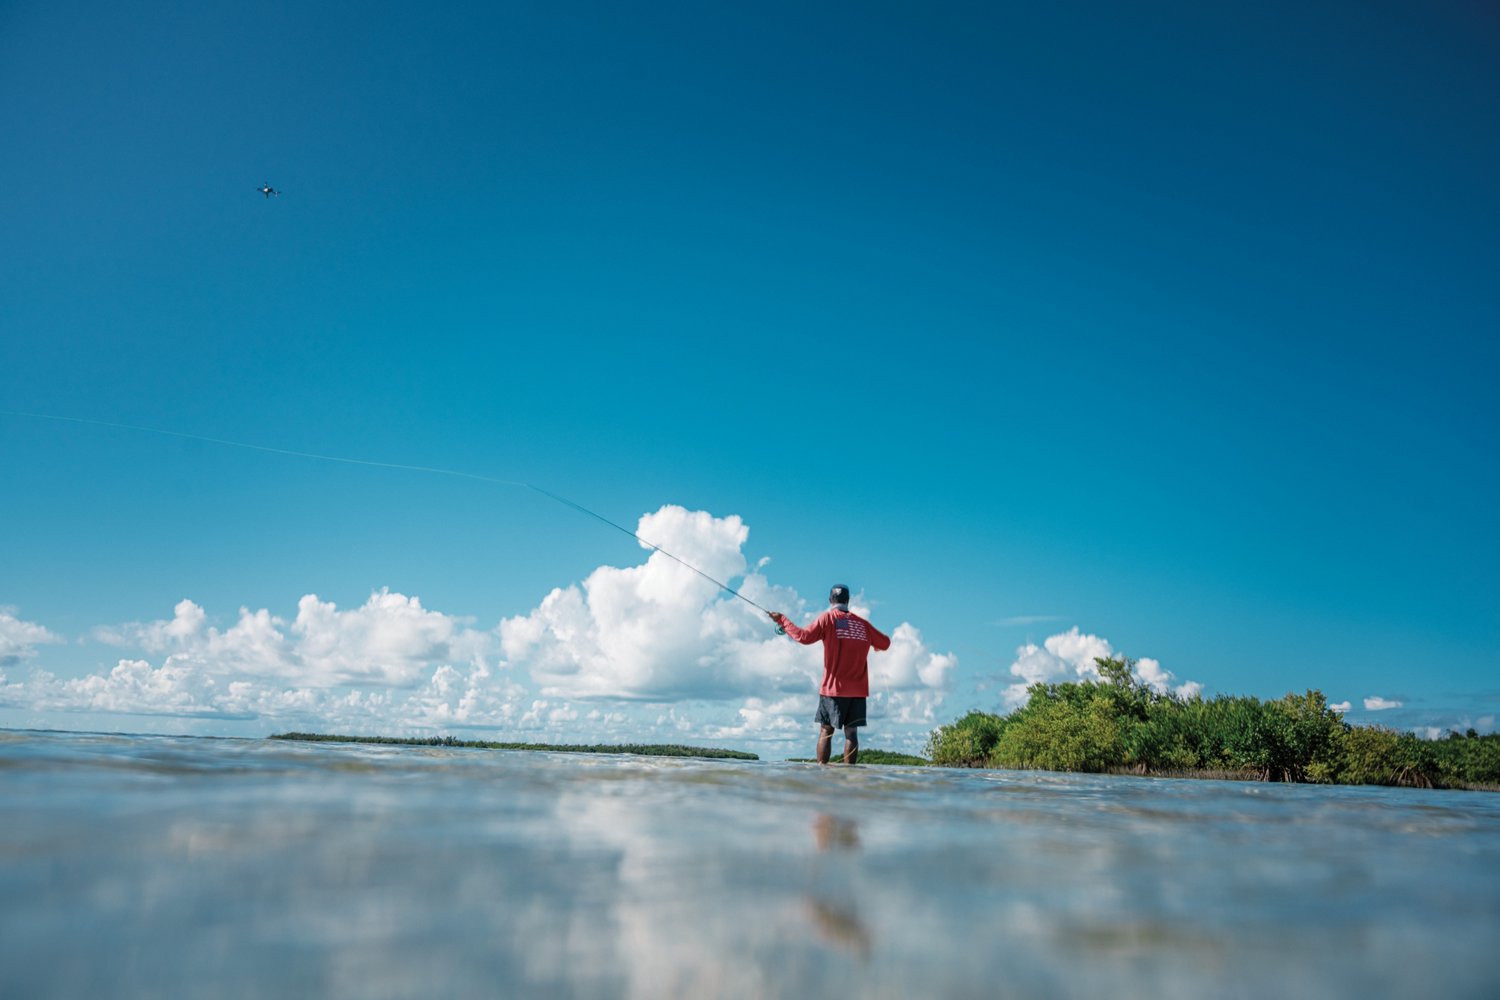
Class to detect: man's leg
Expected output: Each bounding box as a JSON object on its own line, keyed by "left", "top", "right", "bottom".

{"left": 816, "top": 725, "right": 834, "bottom": 765}
{"left": 842, "top": 724, "right": 859, "bottom": 765}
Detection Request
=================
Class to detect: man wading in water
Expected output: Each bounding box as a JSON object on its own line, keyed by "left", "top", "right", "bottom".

{"left": 769, "top": 585, "right": 891, "bottom": 764}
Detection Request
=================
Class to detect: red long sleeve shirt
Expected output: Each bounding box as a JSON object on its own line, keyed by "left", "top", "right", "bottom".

{"left": 781, "top": 608, "right": 891, "bottom": 698}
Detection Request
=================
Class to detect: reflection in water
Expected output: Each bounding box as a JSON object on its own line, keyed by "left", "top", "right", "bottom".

{"left": 2, "top": 731, "right": 1499, "bottom": 999}
{"left": 812, "top": 813, "right": 860, "bottom": 852}
{"left": 806, "top": 898, "right": 872, "bottom": 958}
{"left": 806, "top": 814, "right": 872, "bottom": 957}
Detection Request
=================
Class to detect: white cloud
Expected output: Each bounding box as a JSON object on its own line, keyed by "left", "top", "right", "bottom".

{"left": 876, "top": 623, "right": 956, "bottom": 691}
{"left": 696, "top": 696, "right": 809, "bottom": 743}
{"left": 292, "top": 590, "right": 476, "bottom": 686}
{"left": 94, "top": 598, "right": 208, "bottom": 652}
{"left": 0, "top": 608, "right": 63, "bottom": 666}
{"left": 1000, "top": 627, "right": 1202, "bottom": 709}
{"left": 54, "top": 658, "right": 245, "bottom": 719}
{"left": 93, "top": 590, "right": 485, "bottom": 689}
{"left": 19, "top": 654, "right": 523, "bottom": 731}
{"left": 1413, "top": 716, "right": 1497, "bottom": 739}
{"left": 867, "top": 623, "right": 956, "bottom": 725}
{"left": 1330, "top": 701, "right": 1352, "bottom": 713}
{"left": 390, "top": 662, "right": 527, "bottom": 730}
{"left": 1364, "top": 696, "right": 1403, "bottom": 711}
{"left": 10, "top": 589, "right": 508, "bottom": 727}
{"left": 1134, "top": 657, "right": 1170, "bottom": 691}
{"left": 1135, "top": 658, "right": 1203, "bottom": 701}
{"left": 1001, "top": 627, "right": 1112, "bottom": 708}
{"left": 500, "top": 505, "right": 770, "bottom": 700}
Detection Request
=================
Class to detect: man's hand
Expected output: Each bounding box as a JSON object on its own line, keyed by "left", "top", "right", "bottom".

{"left": 767, "top": 611, "right": 785, "bottom": 624}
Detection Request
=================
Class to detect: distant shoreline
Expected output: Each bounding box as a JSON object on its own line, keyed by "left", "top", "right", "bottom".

{"left": 786, "top": 749, "right": 929, "bottom": 766}
{"left": 270, "top": 731, "right": 759, "bottom": 761}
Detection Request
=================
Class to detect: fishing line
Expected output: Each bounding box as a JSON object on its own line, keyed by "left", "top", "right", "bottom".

{"left": 3, "top": 410, "right": 776, "bottom": 618}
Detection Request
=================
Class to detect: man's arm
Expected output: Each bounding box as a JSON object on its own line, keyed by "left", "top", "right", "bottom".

{"left": 868, "top": 620, "right": 892, "bottom": 651}
{"left": 770, "top": 611, "right": 825, "bottom": 645}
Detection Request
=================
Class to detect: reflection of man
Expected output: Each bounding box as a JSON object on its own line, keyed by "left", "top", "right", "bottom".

{"left": 769, "top": 585, "right": 891, "bottom": 764}
{"left": 808, "top": 814, "right": 870, "bottom": 955}
{"left": 812, "top": 813, "right": 860, "bottom": 852}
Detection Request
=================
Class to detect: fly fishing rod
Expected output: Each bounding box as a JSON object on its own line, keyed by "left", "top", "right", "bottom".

{"left": 3, "top": 410, "right": 778, "bottom": 620}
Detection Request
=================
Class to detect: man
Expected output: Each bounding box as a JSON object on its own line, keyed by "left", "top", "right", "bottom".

{"left": 769, "top": 585, "right": 891, "bottom": 765}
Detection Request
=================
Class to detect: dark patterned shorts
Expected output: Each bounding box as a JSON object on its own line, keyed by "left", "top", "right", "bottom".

{"left": 815, "top": 695, "right": 867, "bottom": 730}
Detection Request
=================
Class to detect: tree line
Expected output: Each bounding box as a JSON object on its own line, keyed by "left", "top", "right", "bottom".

{"left": 924, "top": 657, "right": 1500, "bottom": 789}
{"left": 271, "top": 732, "right": 759, "bottom": 760}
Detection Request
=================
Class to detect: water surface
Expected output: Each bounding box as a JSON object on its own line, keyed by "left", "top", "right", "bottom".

{"left": 3, "top": 729, "right": 1498, "bottom": 998}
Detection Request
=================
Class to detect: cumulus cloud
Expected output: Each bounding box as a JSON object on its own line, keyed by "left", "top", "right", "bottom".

{"left": 500, "top": 506, "right": 767, "bottom": 699}
{"left": 1137, "top": 657, "right": 1203, "bottom": 701}
{"left": 1364, "top": 696, "right": 1403, "bottom": 711}
{"left": 0, "top": 608, "right": 63, "bottom": 667}
{"left": 1000, "top": 627, "right": 1201, "bottom": 709}
{"left": 12, "top": 589, "right": 505, "bottom": 726}
{"left": 96, "top": 590, "right": 483, "bottom": 688}
{"left": 695, "top": 696, "right": 810, "bottom": 744}
{"left": 869, "top": 623, "right": 956, "bottom": 725}
{"left": 1406, "top": 713, "right": 1498, "bottom": 740}
{"left": 292, "top": 590, "right": 480, "bottom": 686}
{"left": 94, "top": 598, "right": 207, "bottom": 652}
{"left": 20, "top": 653, "right": 521, "bottom": 730}
{"left": 1001, "top": 627, "right": 1109, "bottom": 708}
{"left": 1329, "top": 701, "right": 1352, "bottom": 713}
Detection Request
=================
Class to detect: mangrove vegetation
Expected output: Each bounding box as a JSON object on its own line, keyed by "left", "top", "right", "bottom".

{"left": 787, "top": 749, "right": 930, "bottom": 766}
{"left": 925, "top": 657, "right": 1500, "bottom": 790}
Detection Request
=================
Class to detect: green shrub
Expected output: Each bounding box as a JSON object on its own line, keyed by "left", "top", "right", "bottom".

{"left": 1431, "top": 730, "right": 1500, "bottom": 786}
{"left": 925, "top": 657, "right": 1496, "bottom": 790}
{"left": 925, "top": 711, "right": 1007, "bottom": 767}
{"left": 990, "top": 684, "right": 1124, "bottom": 773}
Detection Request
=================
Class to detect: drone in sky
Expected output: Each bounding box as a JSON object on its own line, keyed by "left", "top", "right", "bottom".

{"left": 257, "top": 184, "right": 280, "bottom": 198}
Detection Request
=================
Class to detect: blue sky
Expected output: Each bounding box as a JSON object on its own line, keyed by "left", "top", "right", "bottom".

{"left": 2, "top": 1, "right": 1497, "bottom": 753}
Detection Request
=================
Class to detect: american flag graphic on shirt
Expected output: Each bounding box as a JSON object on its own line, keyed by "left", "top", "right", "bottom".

{"left": 834, "top": 616, "right": 869, "bottom": 643}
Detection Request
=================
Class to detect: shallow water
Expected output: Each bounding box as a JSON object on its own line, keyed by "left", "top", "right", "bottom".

{"left": 3, "top": 730, "right": 1498, "bottom": 999}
